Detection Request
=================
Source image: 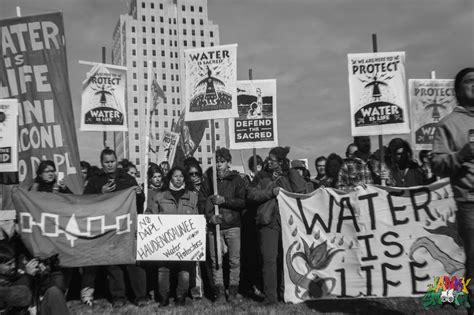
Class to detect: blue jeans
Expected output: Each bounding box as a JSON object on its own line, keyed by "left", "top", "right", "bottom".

{"left": 158, "top": 262, "right": 193, "bottom": 299}
{"left": 208, "top": 227, "right": 241, "bottom": 287}
{"left": 456, "top": 201, "right": 474, "bottom": 307}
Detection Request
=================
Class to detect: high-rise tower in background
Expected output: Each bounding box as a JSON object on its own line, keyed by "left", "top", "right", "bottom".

{"left": 112, "top": 0, "right": 226, "bottom": 179}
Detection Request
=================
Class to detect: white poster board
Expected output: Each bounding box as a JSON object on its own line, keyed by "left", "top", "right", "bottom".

{"left": 155, "top": 131, "right": 180, "bottom": 165}
{"left": 80, "top": 63, "right": 128, "bottom": 132}
{"left": 229, "top": 79, "right": 278, "bottom": 150}
{"left": 408, "top": 79, "right": 456, "bottom": 150}
{"left": 348, "top": 52, "right": 410, "bottom": 136}
{"left": 0, "top": 99, "right": 18, "bottom": 172}
{"left": 136, "top": 214, "right": 206, "bottom": 261}
{"left": 184, "top": 44, "right": 238, "bottom": 121}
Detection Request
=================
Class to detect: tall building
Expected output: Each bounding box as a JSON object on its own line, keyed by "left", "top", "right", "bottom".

{"left": 112, "top": 0, "right": 226, "bottom": 179}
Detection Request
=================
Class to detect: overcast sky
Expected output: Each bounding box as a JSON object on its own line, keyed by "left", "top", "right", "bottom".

{"left": 1, "top": 0, "right": 473, "bottom": 173}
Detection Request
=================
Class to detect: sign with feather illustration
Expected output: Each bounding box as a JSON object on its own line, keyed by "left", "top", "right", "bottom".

{"left": 278, "top": 179, "right": 464, "bottom": 303}
{"left": 184, "top": 44, "right": 238, "bottom": 121}
{"left": 347, "top": 52, "right": 410, "bottom": 136}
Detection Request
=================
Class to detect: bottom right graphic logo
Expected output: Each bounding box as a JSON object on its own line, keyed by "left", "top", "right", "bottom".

{"left": 422, "top": 275, "right": 471, "bottom": 309}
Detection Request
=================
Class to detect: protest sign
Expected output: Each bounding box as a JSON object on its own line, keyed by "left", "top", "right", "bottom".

{"left": 0, "top": 99, "right": 18, "bottom": 172}
{"left": 229, "top": 79, "right": 278, "bottom": 149}
{"left": 80, "top": 63, "right": 128, "bottom": 132}
{"left": 12, "top": 187, "right": 137, "bottom": 267}
{"left": 155, "top": 130, "right": 180, "bottom": 165}
{"left": 278, "top": 179, "right": 464, "bottom": 303}
{"left": 408, "top": 79, "right": 456, "bottom": 150}
{"left": 184, "top": 44, "right": 238, "bottom": 121}
{"left": 0, "top": 13, "right": 83, "bottom": 193}
{"left": 348, "top": 52, "right": 410, "bottom": 136}
{"left": 136, "top": 214, "right": 206, "bottom": 261}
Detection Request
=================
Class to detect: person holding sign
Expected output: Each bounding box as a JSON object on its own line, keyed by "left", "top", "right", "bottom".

{"left": 199, "top": 148, "right": 246, "bottom": 303}
{"left": 246, "top": 146, "right": 307, "bottom": 305}
{"left": 431, "top": 67, "right": 474, "bottom": 314}
{"left": 147, "top": 166, "right": 198, "bottom": 306}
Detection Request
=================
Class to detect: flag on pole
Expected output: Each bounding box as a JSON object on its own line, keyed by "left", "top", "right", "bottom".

{"left": 172, "top": 111, "right": 206, "bottom": 166}
{"left": 151, "top": 78, "right": 166, "bottom": 112}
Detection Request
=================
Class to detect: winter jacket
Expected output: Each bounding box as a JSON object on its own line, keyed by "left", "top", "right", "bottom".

{"left": 0, "top": 273, "right": 33, "bottom": 313}
{"left": 198, "top": 169, "right": 246, "bottom": 230}
{"left": 432, "top": 106, "right": 474, "bottom": 202}
{"left": 83, "top": 169, "right": 145, "bottom": 212}
{"left": 147, "top": 189, "right": 198, "bottom": 215}
{"left": 246, "top": 168, "right": 307, "bottom": 229}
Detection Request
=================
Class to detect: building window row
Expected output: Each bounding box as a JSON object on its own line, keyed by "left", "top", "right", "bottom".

{"left": 182, "top": 5, "right": 203, "bottom": 13}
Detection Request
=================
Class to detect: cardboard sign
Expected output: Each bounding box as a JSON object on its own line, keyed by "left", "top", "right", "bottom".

{"left": 408, "top": 79, "right": 456, "bottom": 150}
{"left": 136, "top": 214, "right": 206, "bottom": 261}
{"left": 80, "top": 63, "right": 128, "bottom": 132}
{"left": 229, "top": 79, "right": 278, "bottom": 149}
{"left": 348, "top": 52, "right": 410, "bottom": 136}
{"left": 0, "top": 100, "right": 18, "bottom": 172}
{"left": 155, "top": 131, "right": 180, "bottom": 165}
{"left": 184, "top": 44, "right": 238, "bottom": 121}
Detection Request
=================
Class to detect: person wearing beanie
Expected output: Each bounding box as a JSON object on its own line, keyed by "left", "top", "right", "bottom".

{"left": 247, "top": 146, "right": 307, "bottom": 304}
{"left": 431, "top": 67, "right": 474, "bottom": 314}
{"left": 198, "top": 147, "right": 246, "bottom": 304}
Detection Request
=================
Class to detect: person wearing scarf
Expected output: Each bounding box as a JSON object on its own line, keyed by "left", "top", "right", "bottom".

{"left": 247, "top": 146, "right": 307, "bottom": 305}
{"left": 148, "top": 166, "right": 198, "bottom": 307}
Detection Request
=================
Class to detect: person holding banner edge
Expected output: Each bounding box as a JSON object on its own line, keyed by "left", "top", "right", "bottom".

{"left": 431, "top": 67, "right": 474, "bottom": 314}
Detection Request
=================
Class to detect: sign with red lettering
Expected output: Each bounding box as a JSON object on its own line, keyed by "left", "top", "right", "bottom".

{"left": 229, "top": 79, "right": 278, "bottom": 150}
{"left": 80, "top": 63, "right": 128, "bottom": 132}
{"left": 0, "top": 12, "right": 83, "bottom": 193}
{"left": 278, "top": 179, "right": 463, "bottom": 303}
{"left": 184, "top": 44, "right": 238, "bottom": 121}
{"left": 348, "top": 52, "right": 410, "bottom": 136}
{"left": 408, "top": 79, "right": 456, "bottom": 150}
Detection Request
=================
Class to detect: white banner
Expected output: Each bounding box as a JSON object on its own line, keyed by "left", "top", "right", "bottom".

{"left": 155, "top": 131, "right": 180, "bottom": 165}
{"left": 136, "top": 214, "right": 206, "bottom": 261}
{"left": 408, "top": 79, "right": 456, "bottom": 151}
{"left": 278, "top": 179, "right": 465, "bottom": 303}
{"left": 348, "top": 52, "right": 410, "bottom": 136}
{"left": 80, "top": 63, "right": 128, "bottom": 132}
{"left": 229, "top": 79, "right": 278, "bottom": 150}
{"left": 0, "top": 99, "right": 18, "bottom": 172}
{"left": 184, "top": 44, "right": 238, "bottom": 121}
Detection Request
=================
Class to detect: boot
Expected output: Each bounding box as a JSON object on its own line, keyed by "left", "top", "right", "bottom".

{"left": 212, "top": 285, "right": 226, "bottom": 303}
{"left": 175, "top": 295, "right": 186, "bottom": 306}
{"left": 80, "top": 287, "right": 94, "bottom": 306}
{"left": 158, "top": 293, "right": 170, "bottom": 307}
{"left": 227, "top": 285, "right": 243, "bottom": 304}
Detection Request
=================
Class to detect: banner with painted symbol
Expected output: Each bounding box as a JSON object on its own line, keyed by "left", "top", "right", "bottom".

{"left": 278, "top": 179, "right": 464, "bottom": 303}
{"left": 12, "top": 187, "right": 137, "bottom": 267}
{"left": 136, "top": 214, "right": 206, "bottom": 261}
{"left": 229, "top": 79, "right": 278, "bottom": 149}
{"left": 80, "top": 63, "right": 128, "bottom": 132}
{"left": 348, "top": 52, "right": 410, "bottom": 136}
{"left": 184, "top": 44, "right": 238, "bottom": 121}
{"left": 408, "top": 79, "right": 456, "bottom": 150}
{"left": 0, "top": 99, "right": 18, "bottom": 172}
{"left": 0, "top": 12, "right": 83, "bottom": 193}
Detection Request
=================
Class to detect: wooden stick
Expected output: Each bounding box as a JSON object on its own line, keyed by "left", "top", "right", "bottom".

{"left": 210, "top": 119, "right": 222, "bottom": 269}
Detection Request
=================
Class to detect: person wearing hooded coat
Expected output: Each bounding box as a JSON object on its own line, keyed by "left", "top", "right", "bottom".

{"left": 431, "top": 67, "right": 474, "bottom": 313}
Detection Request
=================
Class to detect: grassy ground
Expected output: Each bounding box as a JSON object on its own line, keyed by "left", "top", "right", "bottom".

{"left": 67, "top": 296, "right": 469, "bottom": 315}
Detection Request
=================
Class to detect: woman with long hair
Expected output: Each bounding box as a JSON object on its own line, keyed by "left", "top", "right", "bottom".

{"left": 29, "top": 160, "right": 71, "bottom": 193}
{"left": 147, "top": 166, "right": 198, "bottom": 306}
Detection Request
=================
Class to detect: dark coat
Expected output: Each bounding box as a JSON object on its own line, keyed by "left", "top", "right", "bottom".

{"left": 198, "top": 169, "right": 246, "bottom": 230}
{"left": 147, "top": 189, "right": 198, "bottom": 215}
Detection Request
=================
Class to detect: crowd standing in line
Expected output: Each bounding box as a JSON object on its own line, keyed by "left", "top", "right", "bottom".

{"left": 0, "top": 68, "right": 472, "bottom": 314}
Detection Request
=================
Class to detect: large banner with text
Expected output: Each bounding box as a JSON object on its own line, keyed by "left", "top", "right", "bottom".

{"left": 136, "top": 214, "right": 206, "bottom": 261}
{"left": 12, "top": 187, "right": 137, "bottom": 267}
{"left": 0, "top": 12, "right": 83, "bottom": 193}
{"left": 347, "top": 52, "right": 410, "bottom": 136}
{"left": 408, "top": 79, "right": 456, "bottom": 150}
{"left": 278, "top": 179, "right": 464, "bottom": 303}
{"left": 229, "top": 79, "right": 278, "bottom": 150}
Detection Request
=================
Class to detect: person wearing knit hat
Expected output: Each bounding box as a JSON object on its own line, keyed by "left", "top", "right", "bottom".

{"left": 247, "top": 146, "right": 307, "bottom": 304}
{"left": 432, "top": 67, "right": 474, "bottom": 314}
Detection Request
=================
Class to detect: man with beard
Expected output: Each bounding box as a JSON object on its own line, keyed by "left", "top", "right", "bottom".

{"left": 199, "top": 148, "right": 246, "bottom": 303}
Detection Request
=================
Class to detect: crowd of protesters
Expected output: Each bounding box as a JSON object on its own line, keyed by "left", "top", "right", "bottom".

{"left": 0, "top": 68, "right": 473, "bottom": 314}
